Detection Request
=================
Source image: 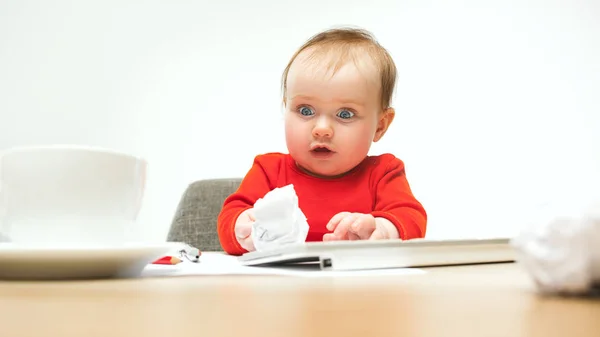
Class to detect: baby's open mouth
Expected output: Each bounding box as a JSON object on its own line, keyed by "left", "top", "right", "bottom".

{"left": 312, "top": 147, "right": 332, "bottom": 153}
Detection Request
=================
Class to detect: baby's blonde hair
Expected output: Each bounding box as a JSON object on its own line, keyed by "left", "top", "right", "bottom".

{"left": 281, "top": 27, "right": 397, "bottom": 110}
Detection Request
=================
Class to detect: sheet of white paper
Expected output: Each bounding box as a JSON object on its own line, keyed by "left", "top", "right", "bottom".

{"left": 142, "top": 252, "right": 426, "bottom": 278}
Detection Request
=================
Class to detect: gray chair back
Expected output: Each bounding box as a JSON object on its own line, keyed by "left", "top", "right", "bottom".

{"left": 167, "top": 178, "right": 241, "bottom": 251}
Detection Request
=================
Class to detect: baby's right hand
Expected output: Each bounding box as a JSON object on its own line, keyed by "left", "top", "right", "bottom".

{"left": 234, "top": 208, "right": 256, "bottom": 252}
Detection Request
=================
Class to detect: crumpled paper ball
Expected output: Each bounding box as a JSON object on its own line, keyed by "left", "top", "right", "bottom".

{"left": 251, "top": 184, "right": 309, "bottom": 251}
{"left": 512, "top": 197, "right": 600, "bottom": 295}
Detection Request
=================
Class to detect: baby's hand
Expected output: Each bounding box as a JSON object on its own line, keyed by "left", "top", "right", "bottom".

{"left": 323, "top": 212, "right": 399, "bottom": 241}
{"left": 234, "top": 208, "right": 256, "bottom": 252}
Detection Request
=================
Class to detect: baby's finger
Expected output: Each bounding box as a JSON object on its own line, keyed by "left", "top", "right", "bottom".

{"left": 333, "top": 213, "right": 358, "bottom": 239}
{"left": 369, "top": 228, "right": 387, "bottom": 240}
{"left": 326, "top": 212, "right": 350, "bottom": 231}
{"left": 240, "top": 236, "right": 256, "bottom": 251}
{"left": 246, "top": 209, "right": 256, "bottom": 222}
{"left": 322, "top": 233, "right": 338, "bottom": 241}
{"left": 235, "top": 223, "right": 252, "bottom": 240}
{"left": 347, "top": 231, "right": 361, "bottom": 240}
{"left": 350, "top": 216, "right": 377, "bottom": 240}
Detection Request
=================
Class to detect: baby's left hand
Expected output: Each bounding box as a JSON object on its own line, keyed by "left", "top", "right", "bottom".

{"left": 323, "top": 212, "right": 399, "bottom": 241}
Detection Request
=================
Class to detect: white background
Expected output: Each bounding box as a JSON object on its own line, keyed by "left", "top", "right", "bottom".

{"left": 1, "top": 0, "right": 598, "bottom": 242}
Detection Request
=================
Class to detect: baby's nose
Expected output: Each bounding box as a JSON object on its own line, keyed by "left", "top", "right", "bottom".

{"left": 313, "top": 125, "right": 333, "bottom": 138}
{"left": 312, "top": 118, "right": 333, "bottom": 138}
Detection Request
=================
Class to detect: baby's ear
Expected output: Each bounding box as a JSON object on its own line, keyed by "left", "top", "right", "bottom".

{"left": 373, "top": 108, "right": 395, "bottom": 142}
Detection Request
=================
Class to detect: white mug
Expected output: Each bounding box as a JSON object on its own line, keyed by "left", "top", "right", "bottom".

{"left": 0, "top": 145, "right": 147, "bottom": 247}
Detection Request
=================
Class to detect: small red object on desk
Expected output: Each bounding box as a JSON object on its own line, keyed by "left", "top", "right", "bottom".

{"left": 152, "top": 256, "right": 183, "bottom": 265}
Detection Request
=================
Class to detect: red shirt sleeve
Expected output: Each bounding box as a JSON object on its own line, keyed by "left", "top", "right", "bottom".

{"left": 217, "top": 156, "right": 273, "bottom": 255}
{"left": 370, "top": 155, "right": 427, "bottom": 240}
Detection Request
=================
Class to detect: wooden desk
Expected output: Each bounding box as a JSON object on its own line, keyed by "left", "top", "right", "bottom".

{"left": 0, "top": 262, "right": 598, "bottom": 337}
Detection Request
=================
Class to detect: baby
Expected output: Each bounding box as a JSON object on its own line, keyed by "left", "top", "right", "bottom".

{"left": 217, "top": 27, "right": 427, "bottom": 255}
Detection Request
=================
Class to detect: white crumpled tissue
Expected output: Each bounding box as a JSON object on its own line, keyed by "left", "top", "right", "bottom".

{"left": 512, "top": 197, "right": 600, "bottom": 295}
{"left": 251, "top": 184, "right": 309, "bottom": 251}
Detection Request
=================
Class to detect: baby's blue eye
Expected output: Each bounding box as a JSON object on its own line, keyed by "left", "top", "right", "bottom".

{"left": 299, "top": 106, "right": 314, "bottom": 116}
{"left": 337, "top": 109, "right": 354, "bottom": 119}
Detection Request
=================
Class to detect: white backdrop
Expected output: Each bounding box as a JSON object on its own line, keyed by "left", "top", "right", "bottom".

{"left": 1, "top": 0, "right": 599, "bottom": 242}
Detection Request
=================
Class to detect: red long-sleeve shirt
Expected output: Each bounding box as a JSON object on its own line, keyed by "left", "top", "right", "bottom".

{"left": 217, "top": 152, "right": 427, "bottom": 255}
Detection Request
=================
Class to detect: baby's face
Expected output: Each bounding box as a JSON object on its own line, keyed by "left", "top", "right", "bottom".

{"left": 284, "top": 51, "right": 387, "bottom": 178}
